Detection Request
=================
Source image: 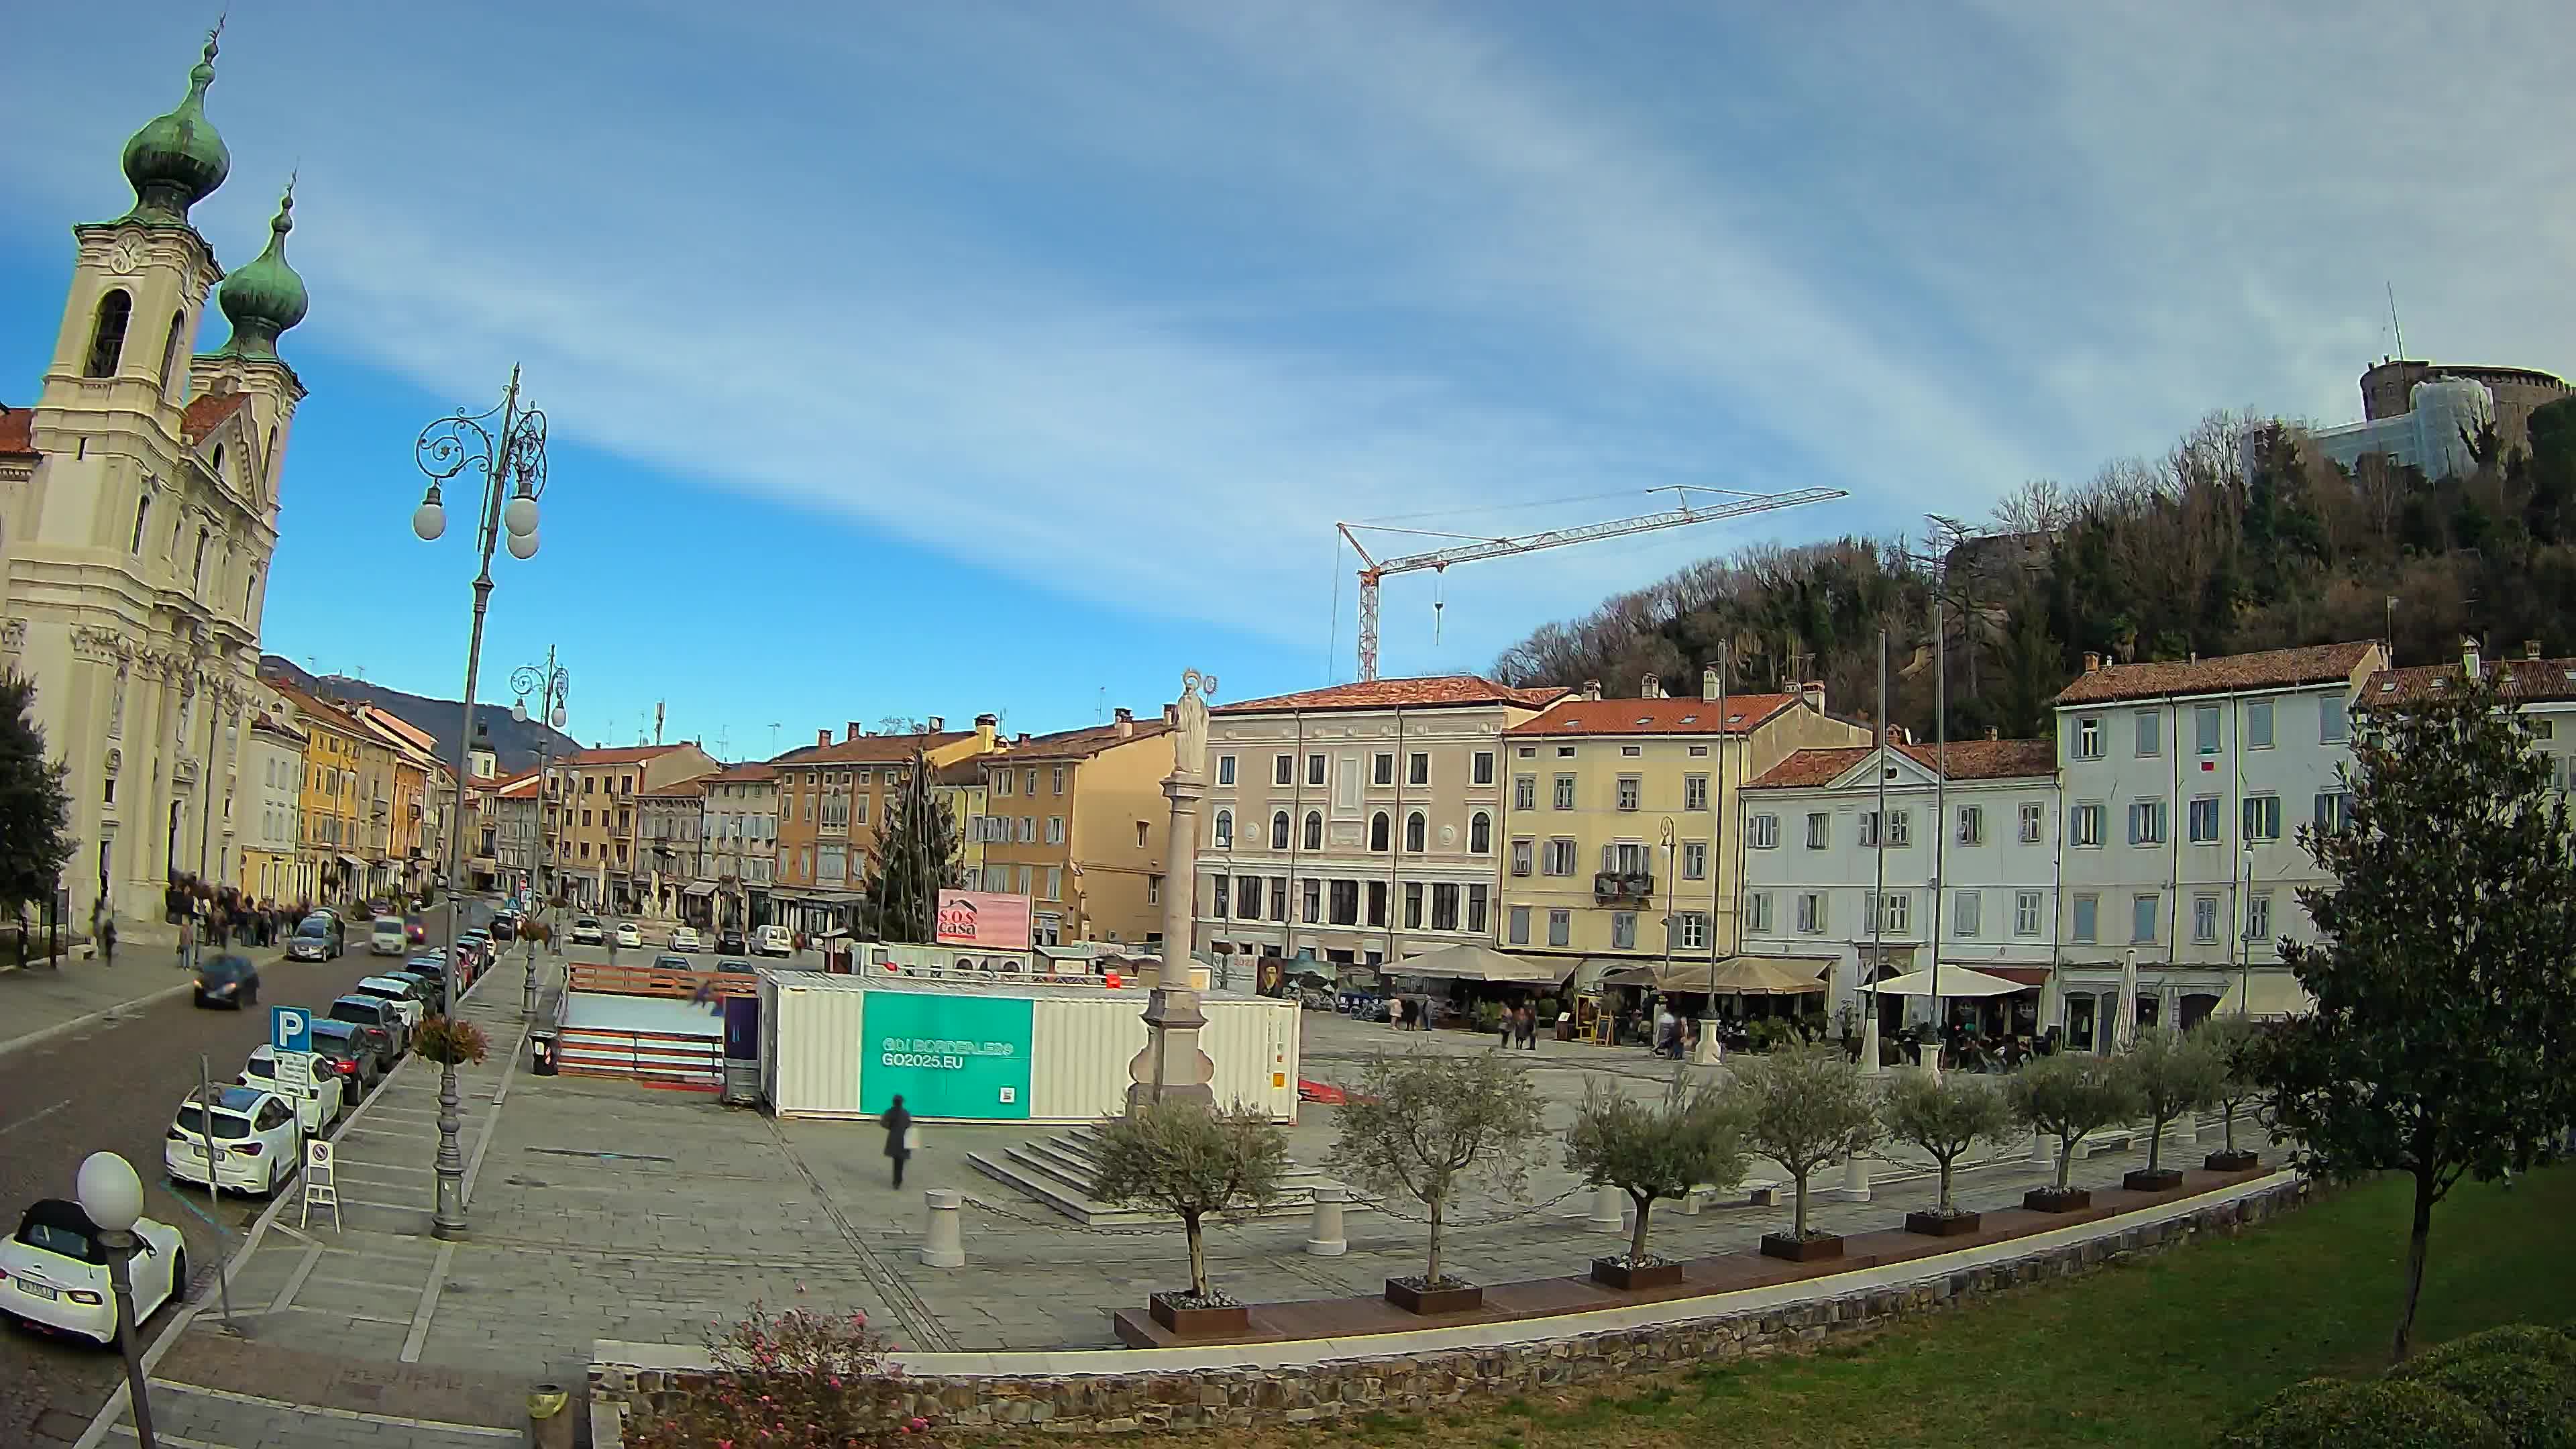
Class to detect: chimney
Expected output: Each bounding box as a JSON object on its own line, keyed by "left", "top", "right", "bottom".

{"left": 2462, "top": 636, "right": 2481, "bottom": 680}
{"left": 1015, "top": 733, "right": 1030, "bottom": 746}
{"left": 1701, "top": 667, "right": 1720, "bottom": 702}
{"left": 1986, "top": 726, "right": 2000, "bottom": 741}
{"left": 1801, "top": 681, "right": 1825, "bottom": 714}
{"left": 1582, "top": 678, "right": 1603, "bottom": 702}
{"left": 925, "top": 715, "right": 945, "bottom": 733}
{"left": 816, "top": 729, "right": 831, "bottom": 748}
{"left": 975, "top": 712, "right": 998, "bottom": 750}
{"left": 2082, "top": 651, "right": 2102, "bottom": 674}
{"left": 845, "top": 721, "right": 861, "bottom": 742}
{"left": 2526, "top": 640, "right": 2543, "bottom": 661}
{"left": 1641, "top": 673, "right": 1662, "bottom": 699}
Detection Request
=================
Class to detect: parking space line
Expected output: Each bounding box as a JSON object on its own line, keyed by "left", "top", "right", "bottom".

{"left": 105, "top": 1427, "right": 237, "bottom": 1448}
{"left": 273, "top": 1303, "right": 415, "bottom": 1326}
{"left": 309, "top": 1272, "right": 428, "bottom": 1293}
{"left": 263, "top": 1246, "right": 322, "bottom": 1316}
{"left": 147, "top": 1379, "right": 522, "bottom": 1438}
{"left": 399, "top": 1242, "right": 454, "bottom": 1362}
{"left": 337, "top": 1195, "right": 430, "bottom": 1213}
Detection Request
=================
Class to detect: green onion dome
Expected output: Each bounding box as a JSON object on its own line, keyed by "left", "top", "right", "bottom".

{"left": 120, "top": 30, "right": 231, "bottom": 225}
{"left": 212, "top": 182, "right": 307, "bottom": 360}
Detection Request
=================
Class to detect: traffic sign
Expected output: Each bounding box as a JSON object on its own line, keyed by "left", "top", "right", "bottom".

{"left": 271, "top": 1006, "right": 311, "bottom": 1055}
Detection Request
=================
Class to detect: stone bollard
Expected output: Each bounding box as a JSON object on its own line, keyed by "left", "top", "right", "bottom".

{"left": 527, "top": 1383, "right": 574, "bottom": 1449}
{"left": 1305, "top": 1185, "right": 1349, "bottom": 1256}
{"left": 1692, "top": 1019, "right": 1723, "bottom": 1065}
{"left": 920, "top": 1189, "right": 965, "bottom": 1268}
{"left": 2029, "top": 1126, "right": 2052, "bottom": 1169}
{"left": 1918, "top": 1043, "right": 1943, "bottom": 1081}
{"left": 1587, "top": 1183, "right": 1627, "bottom": 1232}
{"left": 2169, "top": 1110, "right": 2198, "bottom": 1155}
{"left": 1829, "top": 1151, "right": 1872, "bottom": 1202}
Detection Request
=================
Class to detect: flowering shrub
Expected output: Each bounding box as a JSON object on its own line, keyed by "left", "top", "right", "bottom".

{"left": 625, "top": 1304, "right": 936, "bottom": 1448}
{"left": 414, "top": 1015, "right": 489, "bottom": 1067}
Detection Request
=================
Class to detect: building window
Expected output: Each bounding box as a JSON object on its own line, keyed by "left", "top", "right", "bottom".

{"left": 1270, "top": 810, "right": 1290, "bottom": 849}
{"left": 1274, "top": 754, "right": 1293, "bottom": 786}
{"left": 1796, "top": 892, "right": 1825, "bottom": 934}
{"left": 1213, "top": 810, "right": 1233, "bottom": 849}
{"left": 1951, "top": 889, "right": 1980, "bottom": 938}
{"left": 1307, "top": 753, "right": 1327, "bottom": 787}
{"left": 1403, "top": 881, "right": 1422, "bottom": 929}
{"left": 2189, "top": 796, "right": 2220, "bottom": 844}
{"left": 1466, "top": 883, "right": 1487, "bottom": 934}
{"left": 1681, "top": 840, "right": 1707, "bottom": 879}
{"left": 2128, "top": 799, "right": 2167, "bottom": 846}
{"left": 1044, "top": 867, "right": 1063, "bottom": 900}
{"left": 1216, "top": 755, "right": 1236, "bottom": 786}
{"left": 2196, "top": 704, "right": 2221, "bottom": 755}
{"left": 2246, "top": 891, "right": 2273, "bottom": 944}
{"left": 1615, "top": 776, "right": 1641, "bottom": 811}
{"left": 2322, "top": 696, "right": 2349, "bottom": 744}
{"left": 1303, "top": 810, "right": 1323, "bottom": 851}
{"left": 1745, "top": 893, "right": 1772, "bottom": 932}
{"left": 1329, "top": 879, "right": 1359, "bottom": 926}
{"left": 2135, "top": 710, "right": 2161, "bottom": 757}
{"left": 1552, "top": 774, "right": 1576, "bottom": 810}
{"left": 1557, "top": 745, "right": 1575, "bottom": 757}
{"left": 1683, "top": 775, "right": 1709, "bottom": 810}
{"left": 1507, "top": 905, "right": 1530, "bottom": 945}
{"left": 1510, "top": 839, "right": 1534, "bottom": 876}
{"left": 1547, "top": 909, "right": 1570, "bottom": 947}
{"left": 1270, "top": 876, "right": 1289, "bottom": 922}
{"left": 2314, "top": 791, "right": 2350, "bottom": 834}
{"left": 1369, "top": 812, "right": 1390, "bottom": 852}
{"left": 2243, "top": 794, "right": 2282, "bottom": 842}
{"left": 996, "top": 770, "right": 1013, "bottom": 796}
{"left": 2193, "top": 894, "right": 2220, "bottom": 944}
{"left": 2131, "top": 894, "right": 2159, "bottom": 944}
{"left": 2074, "top": 716, "right": 2102, "bottom": 759}
{"left": 2072, "top": 802, "right": 2102, "bottom": 848}
{"left": 1406, "top": 752, "right": 1430, "bottom": 787}
{"left": 129, "top": 496, "right": 150, "bottom": 554}
{"left": 1542, "top": 838, "right": 1576, "bottom": 875}
{"left": 2072, "top": 894, "right": 2098, "bottom": 943}
{"left": 1366, "top": 879, "right": 1389, "bottom": 927}
{"left": 1404, "top": 811, "right": 1426, "bottom": 853}
{"left": 1609, "top": 910, "right": 1636, "bottom": 949}
{"left": 1513, "top": 775, "right": 1536, "bottom": 810}
{"left": 1212, "top": 875, "right": 1231, "bottom": 918}
{"left": 1302, "top": 878, "right": 1322, "bottom": 924}
{"left": 1806, "top": 812, "right": 1829, "bottom": 849}
{"left": 1878, "top": 890, "right": 1910, "bottom": 934}
{"left": 1860, "top": 810, "right": 1909, "bottom": 847}
{"left": 1747, "top": 813, "right": 1779, "bottom": 849}
{"left": 1372, "top": 752, "right": 1395, "bottom": 787}
{"left": 2245, "top": 702, "right": 2274, "bottom": 749}
{"left": 2015, "top": 890, "right": 2043, "bottom": 936}
{"left": 1472, "top": 751, "right": 1494, "bottom": 786}
{"left": 1468, "top": 811, "right": 1491, "bottom": 853}
{"left": 85, "top": 288, "right": 131, "bottom": 377}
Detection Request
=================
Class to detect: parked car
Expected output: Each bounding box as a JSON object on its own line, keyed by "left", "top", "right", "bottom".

{"left": 651, "top": 953, "right": 691, "bottom": 973}
{"left": 164, "top": 1085, "right": 301, "bottom": 1197}
{"left": 191, "top": 953, "right": 261, "bottom": 1010}
{"left": 394, "top": 963, "right": 449, "bottom": 1011}
{"left": 489, "top": 915, "right": 516, "bottom": 944}
{"left": 308, "top": 1019, "right": 388, "bottom": 1089}
{"left": 327, "top": 995, "right": 409, "bottom": 1057}
{"left": 570, "top": 916, "right": 604, "bottom": 945}
{"left": 755, "top": 924, "right": 794, "bottom": 957}
{"left": 668, "top": 926, "right": 702, "bottom": 953}
{"left": 353, "top": 976, "right": 428, "bottom": 1032}
{"left": 717, "top": 957, "right": 757, "bottom": 975}
{"left": 286, "top": 914, "right": 343, "bottom": 961}
{"left": 715, "top": 927, "right": 747, "bottom": 955}
{"left": 238, "top": 1046, "right": 348, "bottom": 1134}
{"left": 613, "top": 922, "right": 643, "bottom": 949}
{"left": 0, "top": 1199, "right": 185, "bottom": 1346}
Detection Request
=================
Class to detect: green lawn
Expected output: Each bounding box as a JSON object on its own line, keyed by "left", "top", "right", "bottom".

{"left": 976, "top": 1166, "right": 2575, "bottom": 1449}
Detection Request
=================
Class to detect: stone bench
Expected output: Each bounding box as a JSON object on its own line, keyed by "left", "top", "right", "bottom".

{"left": 1678, "top": 1177, "right": 1784, "bottom": 1214}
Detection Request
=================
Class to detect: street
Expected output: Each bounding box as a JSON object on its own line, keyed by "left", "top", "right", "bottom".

{"left": 0, "top": 901, "right": 492, "bottom": 1447}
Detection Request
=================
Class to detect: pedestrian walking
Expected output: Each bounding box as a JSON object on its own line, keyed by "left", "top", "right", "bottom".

{"left": 99, "top": 916, "right": 117, "bottom": 965}
{"left": 881, "top": 1095, "right": 914, "bottom": 1189}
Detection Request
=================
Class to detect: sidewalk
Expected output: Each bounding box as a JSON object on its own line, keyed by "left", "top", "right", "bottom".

{"left": 0, "top": 938, "right": 290, "bottom": 1061}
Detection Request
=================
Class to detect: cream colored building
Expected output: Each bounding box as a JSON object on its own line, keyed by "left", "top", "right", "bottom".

{"left": 239, "top": 708, "right": 306, "bottom": 902}
{"left": 697, "top": 761, "right": 780, "bottom": 930}
{"left": 0, "top": 33, "right": 307, "bottom": 936}
{"left": 975, "top": 711, "right": 1176, "bottom": 947}
{"left": 546, "top": 743, "right": 718, "bottom": 912}
{"left": 1191, "top": 676, "right": 1566, "bottom": 972}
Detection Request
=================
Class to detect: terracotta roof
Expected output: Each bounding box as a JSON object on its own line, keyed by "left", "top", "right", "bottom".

{"left": 931, "top": 759, "right": 986, "bottom": 787}
{"left": 1748, "top": 738, "right": 2057, "bottom": 790}
{"left": 2051, "top": 642, "right": 2379, "bottom": 706}
{"left": 2366, "top": 656, "right": 2576, "bottom": 706}
{"left": 1505, "top": 694, "right": 1802, "bottom": 737}
{"left": 0, "top": 406, "right": 34, "bottom": 458}
{"left": 707, "top": 761, "right": 777, "bottom": 782}
{"left": 249, "top": 710, "right": 305, "bottom": 742}
{"left": 637, "top": 775, "right": 712, "bottom": 798}
{"left": 566, "top": 744, "right": 690, "bottom": 766}
{"left": 180, "top": 392, "right": 251, "bottom": 445}
{"left": 264, "top": 680, "right": 366, "bottom": 737}
{"left": 492, "top": 770, "right": 543, "bottom": 798}
{"left": 777, "top": 731, "right": 973, "bottom": 767}
{"left": 1000, "top": 720, "right": 1173, "bottom": 761}
{"left": 1214, "top": 675, "right": 1567, "bottom": 716}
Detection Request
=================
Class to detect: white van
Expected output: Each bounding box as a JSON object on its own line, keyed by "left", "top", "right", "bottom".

{"left": 755, "top": 924, "right": 794, "bottom": 958}
{"left": 370, "top": 916, "right": 407, "bottom": 956}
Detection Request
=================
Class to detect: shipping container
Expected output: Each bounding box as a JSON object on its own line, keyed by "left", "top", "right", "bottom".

{"left": 759, "top": 970, "right": 1298, "bottom": 1122}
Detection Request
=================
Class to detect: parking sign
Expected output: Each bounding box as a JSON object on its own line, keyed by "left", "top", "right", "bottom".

{"left": 271, "top": 1006, "right": 311, "bottom": 1055}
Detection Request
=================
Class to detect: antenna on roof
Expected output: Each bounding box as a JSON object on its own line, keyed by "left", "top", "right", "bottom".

{"left": 2387, "top": 282, "right": 2405, "bottom": 360}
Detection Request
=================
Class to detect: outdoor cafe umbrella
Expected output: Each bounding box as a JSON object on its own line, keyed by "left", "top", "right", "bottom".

{"left": 2116, "top": 949, "right": 2139, "bottom": 1053}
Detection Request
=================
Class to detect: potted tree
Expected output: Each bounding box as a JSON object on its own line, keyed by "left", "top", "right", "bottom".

{"left": 1331, "top": 1050, "right": 1545, "bottom": 1313}
{"left": 1878, "top": 1070, "right": 2015, "bottom": 1236}
{"left": 1729, "top": 1046, "right": 1882, "bottom": 1262}
{"left": 2006, "top": 1053, "right": 2139, "bottom": 1212}
{"left": 1091, "top": 1101, "right": 1290, "bottom": 1338}
{"left": 1564, "top": 1069, "right": 1747, "bottom": 1289}
{"left": 2119, "top": 1025, "right": 2225, "bottom": 1191}
{"left": 2197, "top": 1015, "right": 2265, "bottom": 1172}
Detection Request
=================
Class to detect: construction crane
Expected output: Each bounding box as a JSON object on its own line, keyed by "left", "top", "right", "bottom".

{"left": 1338, "top": 484, "right": 1848, "bottom": 681}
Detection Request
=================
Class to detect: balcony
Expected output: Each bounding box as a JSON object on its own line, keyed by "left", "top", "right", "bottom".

{"left": 1593, "top": 870, "right": 1655, "bottom": 902}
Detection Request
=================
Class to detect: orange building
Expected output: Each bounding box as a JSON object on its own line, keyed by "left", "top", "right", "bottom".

{"left": 771, "top": 717, "right": 998, "bottom": 936}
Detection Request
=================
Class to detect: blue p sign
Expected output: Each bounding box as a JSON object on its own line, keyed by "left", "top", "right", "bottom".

{"left": 272, "top": 1006, "right": 311, "bottom": 1056}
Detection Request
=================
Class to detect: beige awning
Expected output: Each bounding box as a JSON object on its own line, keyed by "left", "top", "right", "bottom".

{"left": 2215, "top": 970, "right": 2315, "bottom": 1020}
{"left": 1387, "top": 943, "right": 1574, "bottom": 985}
{"left": 1600, "top": 956, "right": 1829, "bottom": 994}
{"left": 1868, "top": 965, "right": 2026, "bottom": 998}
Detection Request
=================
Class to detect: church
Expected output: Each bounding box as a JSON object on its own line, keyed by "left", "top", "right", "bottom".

{"left": 0, "top": 27, "right": 309, "bottom": 940}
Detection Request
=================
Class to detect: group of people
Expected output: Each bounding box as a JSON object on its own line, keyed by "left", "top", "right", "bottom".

{"left": 135, "top": 874, "right": 352, "bottom": 970}
{"left": 1490, "top": 1002, "right": 1542, "bottom": 1050}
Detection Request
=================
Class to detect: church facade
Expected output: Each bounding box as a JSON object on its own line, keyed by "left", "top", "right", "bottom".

{"left": 0, "top": 28, "right": 310, "bottom": 937}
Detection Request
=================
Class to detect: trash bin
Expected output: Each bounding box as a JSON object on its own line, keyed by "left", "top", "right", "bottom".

{"left": 531, "top": 1030, "right": 558, "bottom": 1076}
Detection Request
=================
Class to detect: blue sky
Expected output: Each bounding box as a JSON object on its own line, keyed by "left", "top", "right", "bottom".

{"left": 5, "top": 1, "right": 2571, "bottom": 757}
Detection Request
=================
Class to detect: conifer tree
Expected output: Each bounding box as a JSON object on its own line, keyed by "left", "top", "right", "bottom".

{"left": 860, "top": 750, "right": 960, "bottom": 943}
{"left": 0, "top": 672, "right": 74, "bottom": 921}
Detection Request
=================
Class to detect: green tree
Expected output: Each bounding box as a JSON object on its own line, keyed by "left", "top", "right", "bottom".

{"left": 2006, "top": 1054, "right": 2139, "bottom": 1193}
{"left": 2121, "top": 1026, "right": 2226, "bottom": 1175}
{"left": 1727, "top": 1046, "right": 1882, "bottom": 1240}
{"left": 1562, "top": 1069, "right": 1747, "bottom": 1269}
{"left": 2196, "top": 1014, "right": 2267, "bottom": 1160}
{"left": 1876, "top": 1071, "right": 2015, "bottom": 1217}
{"left": 2252, "top": 666, "right": 2576, "bottom": 1362}
{"left": 857, "top": 751, "right": 959, "bottom": 944}
{"left": 1091, "top": 1102, "right": 1290, "bottom": 1301}
{"left": 1330, "top": 1051, "right": 1546, "bottom": 1287}
{"left": 0, "top": 672, "right": 74, "bottom": 922}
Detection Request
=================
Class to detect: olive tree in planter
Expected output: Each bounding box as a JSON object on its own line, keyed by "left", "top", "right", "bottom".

{"left": 2005, "top": 1053, "right": 2139, "bottom": 1212}
{"left": 1878, "top": 1070, "right": 2015, "bottom": 1236}
{"left": 2196, "top": 1015, "right": 2266, "bottom": 1172}
{"left": 1091, "top": 1100, "right": 1290, "bottom": 1338}
{"left": 1728, "top": 1046, "right": 1882, "bottom": 1262}
{"left": 2120, "top": 1025, "right": 2226, "bottom": 1191}
{"left": 1562, "top": 1069, "right": 1746, "bottom": 1289}
{"left": 1330, "top": 1049, "right": 1546, "bottom": 1314}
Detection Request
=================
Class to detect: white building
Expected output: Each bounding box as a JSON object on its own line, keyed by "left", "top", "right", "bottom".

{"left": 2050, "top": 641, "right": 2386, "bottom": 1047}
{"left": 2301, "top": 376, "right": 2491, "bottom": 482}
{"left": 488, "top": 770, "right": 543, "bottom": 896}
{"left": 2366, "top": 639, "right": 2576, "bottom": 787}
{"left": 699, "top": 761, "right": 780, "bottom": 930}
{"left": 1738, "top": 737, "right": 2061, "bottom": 1036}
{"left": 239, "top": 709, "right": 306, "bottom": 902}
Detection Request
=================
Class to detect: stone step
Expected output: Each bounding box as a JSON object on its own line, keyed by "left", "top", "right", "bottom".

{"left": 967, "top": 1130, "right": 1358, "bottom": 1226}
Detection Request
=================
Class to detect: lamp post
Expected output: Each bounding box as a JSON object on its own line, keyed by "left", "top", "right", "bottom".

{"left": 76, "top": 1151, "right": 158, "bottom": 1449}
{"left": 412, "top": 366, "right": 548, "bottom": 1241}
{"left": 513, "top": 649, "right": 570, "bottom": 1019}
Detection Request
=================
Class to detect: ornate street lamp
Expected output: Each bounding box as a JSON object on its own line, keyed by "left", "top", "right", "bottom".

{"left": 512, "top": 649, "right": 570, "bottom": 1019}
{"left": 76, "top": 1152, "right": 158, "bottom": 1449}
{"left": 412, "top": 366, "right": 548, "bottom": 1240}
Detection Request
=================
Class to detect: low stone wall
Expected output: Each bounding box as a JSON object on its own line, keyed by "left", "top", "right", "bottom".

{"left": 595, "top": 1177, "right": 2309, "bottom": 1438}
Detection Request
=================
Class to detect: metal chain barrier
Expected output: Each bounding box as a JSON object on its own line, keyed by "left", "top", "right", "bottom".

{"left": 1358, "top": 1183, "right": 1589, "bottom": 1228}
{"left": 955, "top": 1183, "right": 1592, "bottom": 1236}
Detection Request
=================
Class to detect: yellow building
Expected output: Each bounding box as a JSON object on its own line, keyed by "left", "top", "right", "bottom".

{"left": 352, "top": 703, "right": 439, "bottom": 895}
{"left": 265, "top": 681, "right": 368, "bottom": 904}
{"left": 974, "top": 710, "right": 1174, "bottom": 947}
{"left": 772, "top": 715, "right": 1000, "bottom": 935}
{"left": 1498, "top": 672, "right": 1868, "bottom": 985}
{"left": 548, "top": 743, "right": 720, "bottom": 914}
{"left": 931, "top": 758, "right": 991, "bottom": 893}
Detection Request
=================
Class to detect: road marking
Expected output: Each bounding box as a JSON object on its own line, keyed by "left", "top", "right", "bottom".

{"left": 146, "top": 1379, "right": 521, "bottom": 1437}
{"left": 0, "top": 980, "right": 194, "bottom": 1061}
{"left": 398, "top": 1241, "right": 454, "bottom": 1362}
{"left": 106, "top": 1427, "right": 238, "bottom": 1448}
{"left": 0, "top": 1099, "right": 70, "bottom": 1135}
{"left": 272, "top": 1302, "right": 415, "bottom": 1326}
{"left": 264, "top": 1246, "right": 322, "bottom": 1316}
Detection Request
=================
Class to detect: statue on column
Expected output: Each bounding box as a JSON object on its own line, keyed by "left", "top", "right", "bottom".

{"left": 1127, "top": 668, "right": 1219, "bottom": 1113}
{"left": 1174, "top": 668, "right": 1215, "bottom": 779}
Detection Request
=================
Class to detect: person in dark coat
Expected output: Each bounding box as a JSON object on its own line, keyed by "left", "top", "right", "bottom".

{"left": 881, "top": 1095, "right": 914, "bottom": 1189}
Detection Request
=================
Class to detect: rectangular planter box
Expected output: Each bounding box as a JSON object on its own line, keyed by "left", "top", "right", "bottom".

{"left": 2123, "top": 1167, "right": 2186, "bottom": 1193}
{"left": 1590, "top": 1256, "right": 1684, "bottom": 1291}
{"left": 1904, "top": 1210, "right": 1983, "bottom": 1237}
{"left": 1148, "top": 1293, "right": 1248, "bottom": 1338}
{"left": 2023, "top": 1187, "right": 2092, "bottom": 1214}
{"left": 2204, "top": 1150, "right": 2261, "bottom": 1173}
{"left": 1759, "top": 1232, "right": 1844, "bottom": 1263}
{"left": 1384, "top": 1277, "right": 1483, "bottom": 1315}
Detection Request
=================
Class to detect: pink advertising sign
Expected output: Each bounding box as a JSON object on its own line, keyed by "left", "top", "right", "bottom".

{"left": 935, "top": 890, "right": 1033, "bottom": 951}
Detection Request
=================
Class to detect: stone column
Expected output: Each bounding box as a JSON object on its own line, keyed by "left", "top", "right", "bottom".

{"left": 1127, "top": 672, "right": 1219, "bottom": 1114}
{"left": 919, "top": 1189, "right": 965, "bottom": 1268}
{"left": 1304, "top": 1185, "right": 1348, "bottom": 1256}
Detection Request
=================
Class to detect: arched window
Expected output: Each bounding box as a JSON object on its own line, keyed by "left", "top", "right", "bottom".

{"left": 1270, "top": 810, "right": 1289, "bottom": 850}
{"left": 1212, "top": 809, "right": 1232, "bottom": 849}
{"left": 1469, "top": 810, "right": 1492, "bottom": 854}
{"left": 85, "top": 290, "right": 132, "bottom": 378}
{"left": 1405, "top": 811, "right": 1427, "bottom": 853}
{"left": 129, "top": 495, "right": 150, "bottom": 553}
{"left": 1369, "top": 812, "right": 1390, "bottom": 852}
{"left": 1302, "top": 810, "right": 1323, "bottom": 851}
{"left": 160, "top": 311, "right": 186, "bottom": 397}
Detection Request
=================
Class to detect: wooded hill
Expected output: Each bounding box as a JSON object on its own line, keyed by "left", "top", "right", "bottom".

{"left": 1491, "top": 398, "right": 2576, "bottom": 741}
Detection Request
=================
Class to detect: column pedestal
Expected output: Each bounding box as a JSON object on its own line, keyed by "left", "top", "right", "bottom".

{"left": 1305, "top": 1185, "right": 1348, "bottom": 1256}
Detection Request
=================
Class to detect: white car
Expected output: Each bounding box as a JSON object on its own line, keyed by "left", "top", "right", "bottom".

{"left": 238, "top": 1046, "right": 349, "bottom": 1135}
{"left": 570, "top": 916, "right": 604, "bottom": 945}
{"left": 613, "top": 922, "right": 643, "bottom": 949}
{"left": 668, "top": 926, "right": 702, "bottom": 952}
{"left": 354, "top": 976, "right": 427, "bottom": 1033}
{"left": 756, "top": 924, "right": 794, "bottom": 957}
{"left": 164, "top": 1085, "right": 301, "bottom": 1197}
{"left": 0, "top": 1198, "right": 185, "bottom": 1346}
